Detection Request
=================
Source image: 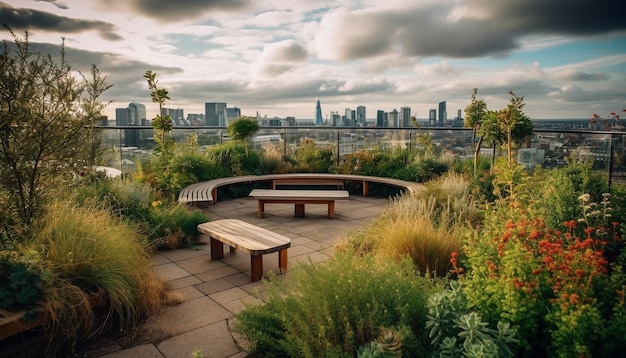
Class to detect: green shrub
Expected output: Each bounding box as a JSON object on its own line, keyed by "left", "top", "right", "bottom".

{"left": 206, "top": 141, "right": 264, "bottom": 175}
{"left": 233, "top": 254, "right": 444, "bottom": 357}
{"left": 31, "top": 198, "right": 165, "bottom": 353}
{"left": 146, "top": 201, "right": 209, "bottom": 249}
{"left": 426, "top": 281, "right": 519, "bottom": 357}
{"left": 0, "top": 250, "right": 44, "bottom": 312}
{"left": 291, "top": 138, "right": 334, "bottom": 173}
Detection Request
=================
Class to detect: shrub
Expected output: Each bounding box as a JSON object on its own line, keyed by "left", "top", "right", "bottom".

{"left": 146, "top": 200, "right": 209, "bottom": 249}
{"left": 206, "top": 141, "right": 264, "bottom": 175}
{"left": 339, "top": 174, "right": 477, "bottom": 276}
{"left": 291, "top": 138, "right": 334, "bottom": 173}
{"left": 233, "top": 254, "right": 444, "bottom": 357}
{"left": 30, "top": 198, "right": 165, "bottom": 353}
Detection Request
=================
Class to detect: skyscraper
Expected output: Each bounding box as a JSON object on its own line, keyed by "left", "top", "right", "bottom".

{"left": 438, "top": 101, "right": 447, "bottom": 127}
{"left": 429, "top": 109, "right": 437, "bottom": 126}
{"left": 226, "top": 106, "right": 241, "bottom": 125}
{"left": 356, "top": 105, "right": 366, "bottom": 126}
{"left": 376, "top": 110, "right": 385, "bottom": 127}
{"left": 205, "top": 102, "right": 227, "bottom": 126}
{"left": 128, "top": 102, "right": 147, "bottom": 126}
{"left": 400, "top": 106, "right": 412, "bottom": 127}
{"left": 315, "top": 99, "right": 323, "bottom": 125}
{"left": 388, "top": 109, "right": 399, "bottom": 128}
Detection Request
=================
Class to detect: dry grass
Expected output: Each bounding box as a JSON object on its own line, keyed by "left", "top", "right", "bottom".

{"left": 30, "top": 198, "right": 168, "bottom": 353}
{"left": 339, "top": 172, "right": 476, "bottom": 276}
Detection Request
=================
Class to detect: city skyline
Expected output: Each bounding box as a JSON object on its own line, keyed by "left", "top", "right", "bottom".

{"left": 1, "top": 1, "right": 625, "bottom": 121}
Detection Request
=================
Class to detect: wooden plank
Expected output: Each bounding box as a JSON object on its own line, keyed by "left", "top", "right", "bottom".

{"left": 249, "top": 189, "right": 349, "bottom": 200}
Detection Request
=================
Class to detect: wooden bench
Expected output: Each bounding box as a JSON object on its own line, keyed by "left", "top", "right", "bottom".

{"left": 178, "top": 173, "right": 424, "bottom": 205}
{"left": 197, "top": 219, "right": 291, "bottom": 282}
{"left": 249, "top": 189, "right": 349, "bottom": 219}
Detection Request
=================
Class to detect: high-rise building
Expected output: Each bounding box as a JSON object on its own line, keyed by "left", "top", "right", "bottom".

{"left": 162, "top": 108, "right": 184, "bottom": 126}
{"left": 376, "top": 110, "right": 385, "bottom": 127}
{"left": 115, "top": 102, "right": 146, "bottom": 146}
{"left": 331, "top": 111, "right": 341, "bottom": 126}
{"left": 400, "top": 106, "right": 412, "bottom": 127}
{"left": 226, "top": 107, "right": 241, "bottom": 125}
{"left": 315, "top": 99, "right": 323, "bottom": 125}
{"left": 128, "top": 102, "right": 147, "bottom": 126}
{"left": 429, "top": 109, "right": 437, "bottom": 126}
{"left": 457, "top": 109, "right": 463, "bottom": 120}
{"left": 388, "top": 109, "right": 399, "bottom": 128}
{"left": 438, "top": 101, "right": 447, "bottom": 127}
{"left": 205, "top": 102, "right": 227, "bottom": 126}
{"left": 356, "top": 105, "right": 366, "bottom": 126}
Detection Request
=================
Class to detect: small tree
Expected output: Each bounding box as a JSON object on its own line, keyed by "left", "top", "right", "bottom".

{"left": 0, "top": 29, "right": 110, "bottom": 233}
{"left": 497, "top": 91, "right": 534, "bottom": 166}
{"left": 144, "top": 70, "right": 173, "bottom": 160}
{"left": 463, "top": 89, "right": 488, "bottom": 176}
{"left": 227, "top": 116, "right": 259, "bottom": 156}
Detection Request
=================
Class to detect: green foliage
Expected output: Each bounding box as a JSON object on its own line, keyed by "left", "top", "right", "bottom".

{"left": 291, "top": 138, "right": 334, "bottom": 173}
{"left": 233, "top": 254, "right": 444, "bottom": 357}
{"left": 457, "top": 164, "right": 625, "bottom": 356}
{"left": 206, "top": 141, "right": 264, "bottom": 175}
{"left": 227, "top": 116, "right": 260, "bottom": 141}
{"left": 0, "top": 250, "right": 44, "bottom": 311}
{"left": 0, "top": 29, "right": 110, "bottom": 228}
{"left": 426, "top": 281, "right": 519, "bottom": 357}
{"left": 73, "top": 176, "right": 208, "bottom": 249}
{"left": 145, "top": 70, "right": 174, "bottom": 159}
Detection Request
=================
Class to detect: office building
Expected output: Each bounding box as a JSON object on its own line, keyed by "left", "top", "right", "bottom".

{"left": 438, "top": 101, "right": 447, "bottom": 127}
{"left": 429, "top": 109, "right": 437, "bottom": 126}
{"left": 388, "top": 109, "right": 399, "bottom": 128}
{"left": 161, "top": 108, "right": 185, "bottom": 126}
{"left": 400, "top": 106, "right": 411, "bottom": 127}
{"left": 226, "top": 107, "right": 241, "bottom": 125}
{"left": 376, "top": 110, "right": 385, "bottom": 127}
{"left": 356, "top": 105, "right": 366, "bottom": 126}
{"left": 205, "top": 102, "right": 227, "bottom": 126}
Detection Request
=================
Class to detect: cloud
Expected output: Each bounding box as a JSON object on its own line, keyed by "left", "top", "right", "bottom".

{"left": 0, "top": 2, "right": 122, "bottom": 41}
{"left": 308, "top": 0, "right": 626, "bottom": 61}
{"left": 101, "top": 0, "right": 254, "bottom": 22}
{"left": 253, "top": 40, "right": 308, "bottom": 77}
{"left": 552, "top": 70, "right": 610, "bottom": 82}
{"left": 34, "top": 0, "right": 68, "bottom": 10}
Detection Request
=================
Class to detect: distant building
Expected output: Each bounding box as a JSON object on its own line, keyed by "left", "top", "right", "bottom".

{"left": 400, "top": 106, "right": 411, "bottom": 127}
{"left": 376, "top": 110, "right": 386, "bottom": 127}
{"left": 187, "top": 113, "right": 204, "bottom": 126}
{"left": 315, "top": 99, "right": 323, "bottom": 125}
{"left": 162, "top": 108, "right": 185, "bottom": 126}
{"left": 388, "top": 109, "right": 399, "bottom": 128}
{"left": 115, "top": 102, "right": 147, "bottom": 147}
{"left": 429, "top": 109, "right": 437, "bottom": 126}
{"left": 331, "top": 111, "right": 342, "bottom": 126}
{"left": 226, "top": 107, "right": 241, "bottom": 125}
{"left": 205, "top": 102, "right": 226, "bottom": 126}
{"left": 356, "top": 105, "right": 366, "bottom": 126}
{"left": 438, "top": 101, "right": 447, "bottom": 127}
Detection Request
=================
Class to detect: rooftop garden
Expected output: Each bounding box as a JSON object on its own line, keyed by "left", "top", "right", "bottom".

{"left": 1, "top": 30, "right": 625, "bottom": 357}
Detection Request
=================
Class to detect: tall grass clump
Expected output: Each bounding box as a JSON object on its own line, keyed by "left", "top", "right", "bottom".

{"left": 233, "top": 253, "right": 444, "bottom": 357}
{"left": 339, "top": 173, "right": 477, "bottom": 275}
{"left": 31, "top": 198, "right": 165, "bottom": 353}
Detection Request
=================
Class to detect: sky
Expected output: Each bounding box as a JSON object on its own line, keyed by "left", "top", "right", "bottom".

{"left": 1, "top": 0, "right": 625, "bottom": 122}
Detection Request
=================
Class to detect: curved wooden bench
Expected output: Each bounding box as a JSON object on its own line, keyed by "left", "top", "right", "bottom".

{"left": 178, "top": 173, "right": 424, "bottom": 205}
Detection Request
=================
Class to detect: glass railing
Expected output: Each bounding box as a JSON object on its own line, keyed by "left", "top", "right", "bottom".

{"left": 97, "top": 126, "right": 626, "bottom": 186}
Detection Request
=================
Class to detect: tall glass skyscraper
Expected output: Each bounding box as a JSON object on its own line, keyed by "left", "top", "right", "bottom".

{"left": 315, "top": 99, "right": 323, "bottom": 125}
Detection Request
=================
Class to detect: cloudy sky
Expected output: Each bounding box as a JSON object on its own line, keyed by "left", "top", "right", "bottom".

{"left": 1, "top": 0, "right": 625, "bottom": 121}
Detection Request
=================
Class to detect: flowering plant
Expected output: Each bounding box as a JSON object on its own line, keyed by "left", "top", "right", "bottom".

{"left": 456, "top": 195, "right": 623, "bottom": 357}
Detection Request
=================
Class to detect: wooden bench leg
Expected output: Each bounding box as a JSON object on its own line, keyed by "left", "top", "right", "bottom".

{"left": 328, "top": 201, "right": 335, "bottom": 219}
{"left": 294, "top": 203, "right": 305, "bottom": 217}
{"left": 257, "top": 200, "right": 265, "bottom": 218}
{"left": 210, "top": 237, "right": 224, "bottom": 260}
{"left": 250, "top": 255, "right": 263, "bottom": 282}
{"left": 362, "top": 181, "right": 369, "bottom": 196}
{"left": 278, "top": 249, "right": 288, "bottom": 273}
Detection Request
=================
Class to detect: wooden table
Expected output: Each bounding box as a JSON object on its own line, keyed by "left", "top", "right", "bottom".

{"left": 248, "top": 189, "right": 349, "bottom": 219}
{"left": 197, "top": 219, "right": 291, "bottom": 281}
